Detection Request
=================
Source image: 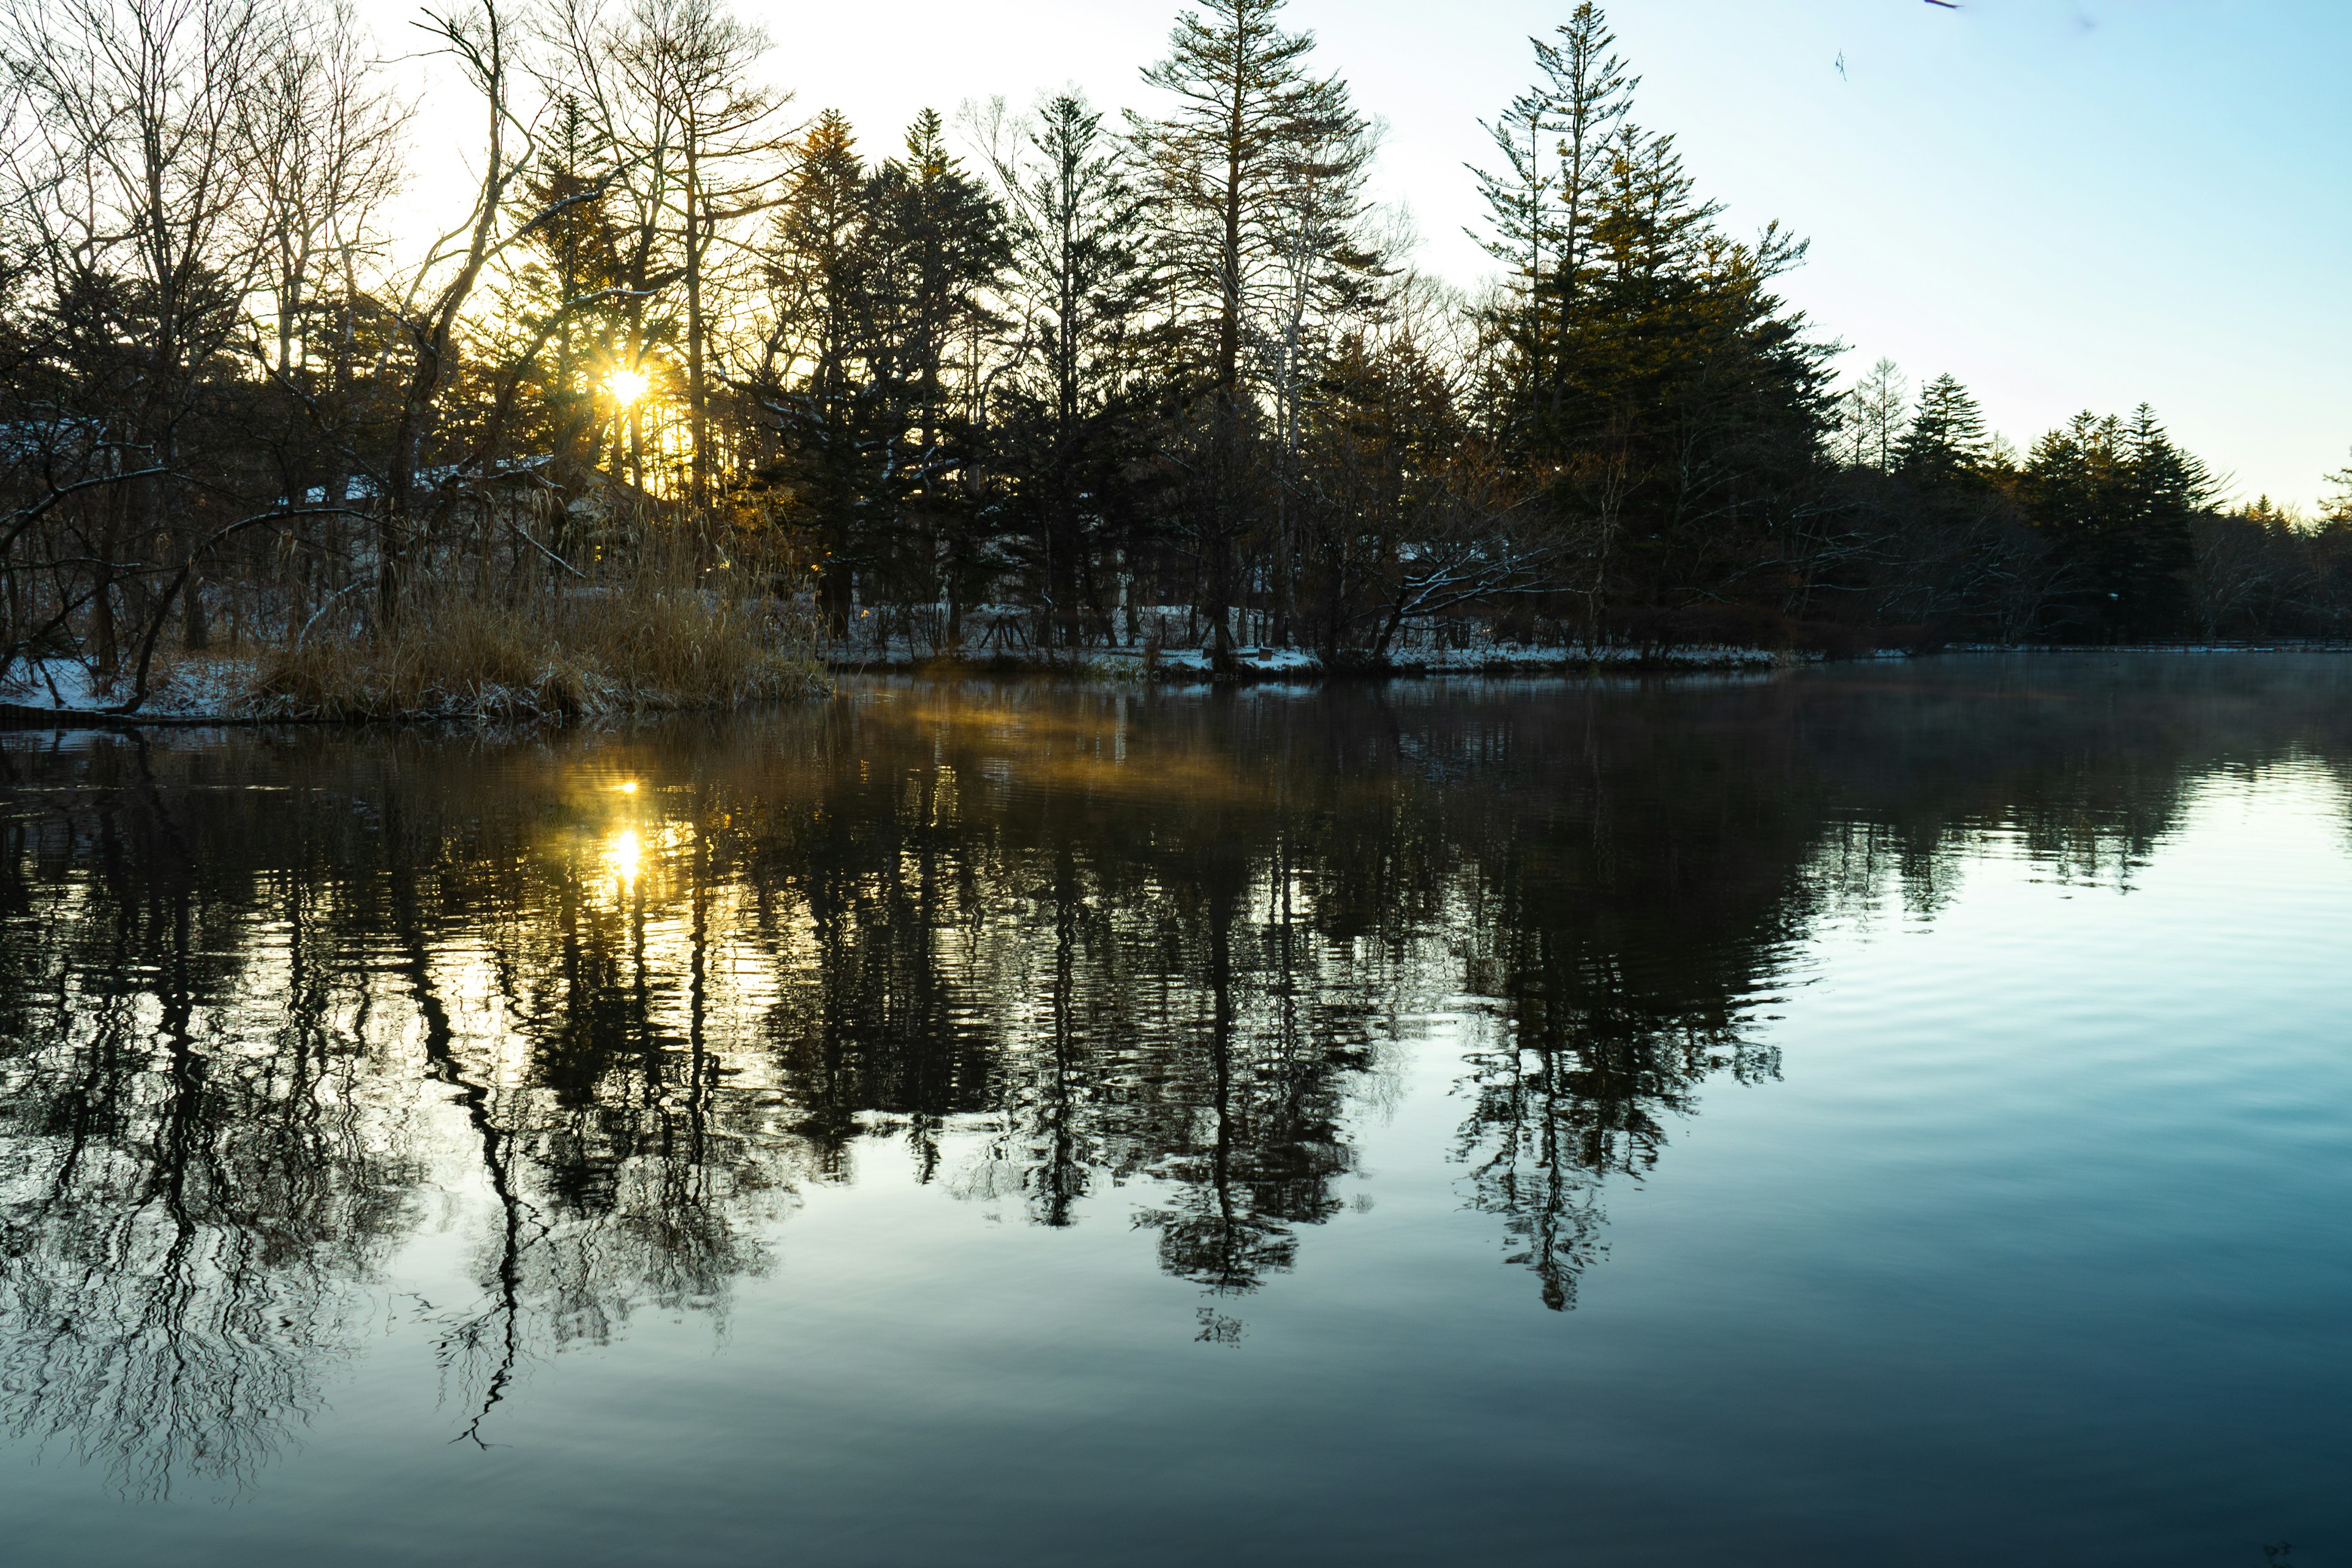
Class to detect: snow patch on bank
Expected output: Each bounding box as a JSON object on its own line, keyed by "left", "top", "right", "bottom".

{"left": 840, "top": 642, "right": 1792, "bottom": 677}
{"left": 2, "top": 655, "right": 259, "bottom": 721}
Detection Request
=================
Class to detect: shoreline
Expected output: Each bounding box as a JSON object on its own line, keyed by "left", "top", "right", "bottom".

{"left": 8, "top": 640, "right": 2352, "bottom": 730}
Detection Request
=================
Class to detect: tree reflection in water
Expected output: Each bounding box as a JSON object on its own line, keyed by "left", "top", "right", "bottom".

{"left": 2, "top": 657, "right": 2348, "bottom": 1490}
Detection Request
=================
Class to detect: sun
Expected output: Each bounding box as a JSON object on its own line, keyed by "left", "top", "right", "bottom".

{"left": 603, "top": 367, "right": 650, "bottom": 407}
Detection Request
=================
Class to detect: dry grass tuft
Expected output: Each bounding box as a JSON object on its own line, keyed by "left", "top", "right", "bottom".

{"left": 246, "top": 551, "right": 825, "bottom": 722}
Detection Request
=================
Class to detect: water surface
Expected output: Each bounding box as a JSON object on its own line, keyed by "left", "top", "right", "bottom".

{"left": 2, "top": 656, "right": 2348, "bottom": 1566}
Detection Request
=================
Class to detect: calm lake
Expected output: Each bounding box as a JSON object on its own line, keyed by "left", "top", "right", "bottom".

{"left": 2, "top": 655, "right": 2348, "bottom": 1566}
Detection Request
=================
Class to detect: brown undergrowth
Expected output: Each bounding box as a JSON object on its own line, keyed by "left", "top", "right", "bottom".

{"left": 246, "top": 549, "right": 826, "bottom": 722}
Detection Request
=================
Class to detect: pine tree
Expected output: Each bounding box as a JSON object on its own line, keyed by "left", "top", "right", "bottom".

{"left": 864, "top": 112, "right": 1006, "bottom": 447}
{"left": 1131, "top": 0, "right": 1339, "bottom": 663}
{"left": 1540, "top": 119, "right": 1828, "bottom": 622}
{"left": 1896, "top": 372, "right": 1989, "bottom": 486}
{"left": 504, "top": 94, "right": 628, "bottom": 492}
{"left": 2115, "top": 403, "right": 2207, "bottom": 634}
{"left": 981, "top": 91, "right": 1151, "bottom": 646}
{"left": 2024, "top": 405, "right": 2208, "bottom": 639}
{"left": 758, "top": 110, "right": 873, "bottom": 633}
{"left": 860, "top": 110, "right": 1009, "bottom": 629}
{"left": 2324, "top": 452, "right": 2352, "bottom": 526}
{"left": 1471, "top": 3, "right": 1635, "bottom": 435}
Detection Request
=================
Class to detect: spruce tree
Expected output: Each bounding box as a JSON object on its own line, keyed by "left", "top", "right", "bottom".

{"left": 503, "top": 95, "right": 628, "bottom": 494}
{"left": 861, "top": 110, "right": 1010, "bottom": 631}
{"left": 1897, "top": 373, "right": 1990, "bottom": 486}
{"left": 982, "top": 92, "right": 1150, "bottom": 647}
{"left": 758, "top": 110, "right": 873, "bottom": 633}
{"left": 1471, "top": 3, "right": 1635, "bottom": 437}
{"left": 1132, "top": 0, "right": 1335, "bottom": 663}
{"left": 2024, "top": 406, "right": 2207, "bottom": 639}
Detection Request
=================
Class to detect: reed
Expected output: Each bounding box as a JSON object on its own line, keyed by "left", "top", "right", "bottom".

{"left": 244, "top": 540, "right": 825, "bottom": 722}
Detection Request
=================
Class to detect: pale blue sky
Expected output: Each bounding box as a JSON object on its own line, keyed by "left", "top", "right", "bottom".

{"left": 769, "top": 0, "right": 2345, "bottom": 507}
{"left": 376, "top": 0, "right": 2345, "bottom": 505}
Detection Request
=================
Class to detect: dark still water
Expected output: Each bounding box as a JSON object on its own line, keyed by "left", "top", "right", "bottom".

{"left": 2, "top": 657, "right": 2349, "bottom": 1567}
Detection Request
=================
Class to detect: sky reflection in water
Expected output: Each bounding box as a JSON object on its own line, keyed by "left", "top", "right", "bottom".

{"left": 1, "top": 655, "right": 2348, "bottom": 1566}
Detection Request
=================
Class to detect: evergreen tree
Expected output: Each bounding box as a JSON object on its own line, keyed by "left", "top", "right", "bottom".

{"left": 1132, "top": 0, "right": 1341, "bottom": 663}
{"left": 2321, "top": 451, "right": 2352, "bottom": 526}
{"left": 1896, "top": 372, "right": 1990, "bottom": 486}
{"left": 1262, "top": 85, "right": 1381, "bottom": 644}
{"left": 859, "top": 110, "right": 1010, "bottom": 631}
{"left": 1292, "top": 322, "right": 1473, "bottom": 660}
{"left": 982, "top": 92, "right": 1152, "bottom": 647}
{"left": 501, "top": 95, "right": 629, "bottom": 494}
{"left": 2024, "top": 405, "right": 2209, "bottom": 639}
{"left": 1471, "top": 3, "right": 1635, "bottom": 439}
{"left": 1533, "top": 117, "right": 1831, "bottom": 624}
{"left": 756, "top": 109, "right": 875, "bottom": 633}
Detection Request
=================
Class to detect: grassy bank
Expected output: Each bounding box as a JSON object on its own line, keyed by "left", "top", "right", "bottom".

{"left": 0, "top": 540, "right": 826, "bottom": 725}
{"left": 245, "top": 565, "right": 824, "bottom": 722}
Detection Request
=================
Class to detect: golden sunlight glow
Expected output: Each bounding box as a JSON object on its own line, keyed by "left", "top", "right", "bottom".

{"left": 616, "top": 780, "right": 639, "bottom": 793}
{"left": 604, "top": 367, "right": 651, "bottom": 407}
{"left": 607, "top": 828, "right": 642, "bottom": 888}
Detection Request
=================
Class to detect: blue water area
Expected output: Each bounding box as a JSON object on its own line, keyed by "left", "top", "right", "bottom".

{"left": 0, "top": 654, "right": 2345, "bottom": 1566}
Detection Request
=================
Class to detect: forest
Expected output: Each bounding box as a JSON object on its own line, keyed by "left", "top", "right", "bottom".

{"left": 5, "top": 0, "right": 2352, "bottom": 709}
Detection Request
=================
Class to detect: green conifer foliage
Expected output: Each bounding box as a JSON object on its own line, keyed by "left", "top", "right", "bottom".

{"left": 1898, "top": 374, "right": 1991, "bottom": 488}
{"left": 2024, "top": 406, "right": 2211, "bottom": 639}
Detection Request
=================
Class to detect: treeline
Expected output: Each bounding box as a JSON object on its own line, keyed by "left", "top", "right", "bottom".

{"left": 4, "top": 0, "right": 2350, "bottom": 698}
{"left": 1829, "top": 361, "right": 2352, "bottom": 644}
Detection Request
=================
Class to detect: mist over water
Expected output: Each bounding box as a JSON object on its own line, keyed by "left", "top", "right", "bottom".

{"left": 2, "top": 655, "right": 2349, "bottom": 1566}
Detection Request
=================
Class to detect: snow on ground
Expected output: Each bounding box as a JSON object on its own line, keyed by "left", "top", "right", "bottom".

{"left": 1, "top": 658, "right": 100, "bottom": 709}
{"left": 831, "top": 641, "right": 1792, "bottom": 677}
{"left": 1, "top": 655, "right": 258, "bottom": 720}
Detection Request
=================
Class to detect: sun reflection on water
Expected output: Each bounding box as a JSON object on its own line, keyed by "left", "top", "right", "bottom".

{"left": 608, "top": 827, "right": 642, "bottom": 888}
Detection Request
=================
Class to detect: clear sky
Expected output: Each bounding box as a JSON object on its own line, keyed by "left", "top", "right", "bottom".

{"left": 372, "top": 0, "right": 2348, "bottom": 507}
